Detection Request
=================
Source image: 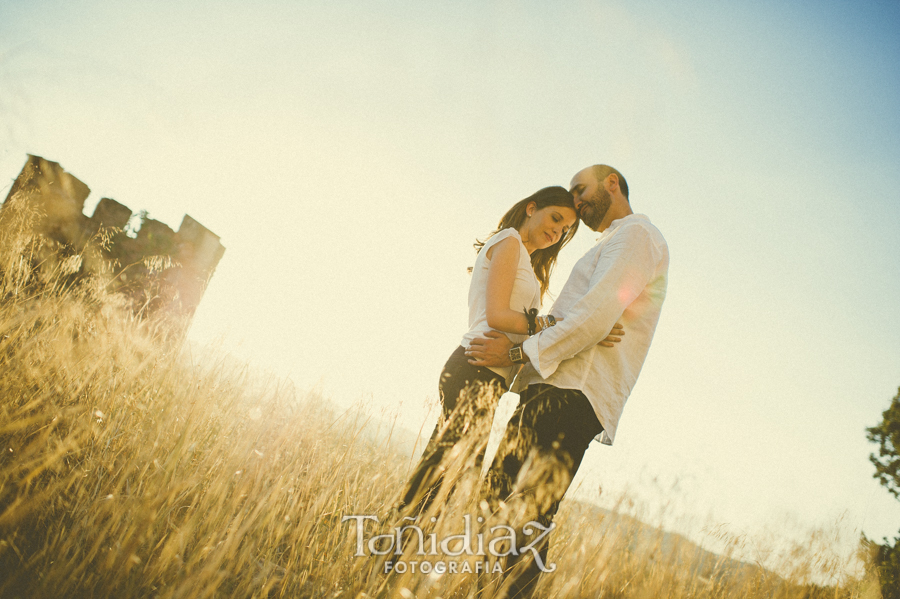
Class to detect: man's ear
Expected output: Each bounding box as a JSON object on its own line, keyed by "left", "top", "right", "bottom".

{"left": 605, "top": 173, "right": 620, "bottom": 194}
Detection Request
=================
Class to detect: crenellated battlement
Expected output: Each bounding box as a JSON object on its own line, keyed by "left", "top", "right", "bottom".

{"left": 1, "top": 154, "right": 225, "bottom": 322}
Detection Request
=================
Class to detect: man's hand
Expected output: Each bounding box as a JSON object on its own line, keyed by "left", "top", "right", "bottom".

{"left": 599, "top": 322, "right": 625, "bottom": 347}
{"left": 466, "top": 331, "right": 514, "bottom": 367}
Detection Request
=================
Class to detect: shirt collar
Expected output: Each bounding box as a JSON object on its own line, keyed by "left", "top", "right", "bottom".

{"left": 608, "top": 213, "right": 649, "bottom": 230}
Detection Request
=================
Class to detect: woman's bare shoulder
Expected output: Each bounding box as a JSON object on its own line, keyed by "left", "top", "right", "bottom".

{"left": 485, "top": 233, "right": 521, "bottom": 261}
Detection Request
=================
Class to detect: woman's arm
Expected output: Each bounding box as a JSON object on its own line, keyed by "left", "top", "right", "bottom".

{"left": 482, "top": 236, "right": 626, "bottom": 342}
{"left": 484, "top": 237, "right": 537, "bottom": 335}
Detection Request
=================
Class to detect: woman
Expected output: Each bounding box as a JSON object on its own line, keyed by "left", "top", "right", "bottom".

{"left": 398, "top": 186, "right": 581, "bottom": 514}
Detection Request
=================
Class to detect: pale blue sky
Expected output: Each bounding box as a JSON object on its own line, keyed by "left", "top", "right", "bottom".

{"left": 2, "top": 0, "right": 899, "bottom": 569}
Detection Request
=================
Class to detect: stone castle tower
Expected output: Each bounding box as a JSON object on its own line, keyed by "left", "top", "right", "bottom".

{"left": 1, "top": 154, "right": 225, "bottom": 321}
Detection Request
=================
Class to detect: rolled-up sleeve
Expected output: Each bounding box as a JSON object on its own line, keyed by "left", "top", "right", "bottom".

{"left": 523, "top": 223, "right": 662, "bottom": 379}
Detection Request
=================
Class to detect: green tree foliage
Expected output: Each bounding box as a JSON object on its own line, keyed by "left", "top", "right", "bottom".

{"left": 875, "top": 538, "right": 900, "bottom": 599}
{"left": 868, "top": 387, "right": 900, "bottom": 499}
{"left": 867, "top": 386, "right": 900, "bottom": 599}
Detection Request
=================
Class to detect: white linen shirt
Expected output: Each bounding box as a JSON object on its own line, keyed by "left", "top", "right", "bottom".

{"left": 513, "top": 214, "right": 668, "bottom": 445}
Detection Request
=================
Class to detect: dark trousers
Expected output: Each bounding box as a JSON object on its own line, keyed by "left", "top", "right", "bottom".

{"left": 399, "top": 345, "right": 508, "bottom": 514}
{"left": 481, "top": 383, "right": 604, "bottom": 599}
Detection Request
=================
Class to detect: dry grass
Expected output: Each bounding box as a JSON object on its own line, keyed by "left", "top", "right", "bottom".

{"left": 0, "top": 196, "right": 884, "bottom": 598}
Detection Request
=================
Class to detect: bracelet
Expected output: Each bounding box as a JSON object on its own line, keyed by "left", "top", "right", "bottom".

{"left": 535, "top": 314, "right": 557, "bottom": 332}
{"left": 524, "top": 308, "right": 538, "bottom": 336}
{"left": 509, "top": 344, "right": 527, "bottom": 364}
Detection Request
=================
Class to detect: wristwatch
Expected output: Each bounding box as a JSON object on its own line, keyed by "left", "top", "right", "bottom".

{"left": 508, "top": 344, "right": 527, "bottom": 364}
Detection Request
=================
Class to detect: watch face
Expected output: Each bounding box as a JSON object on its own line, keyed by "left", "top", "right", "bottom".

{"left": 509, "top": 346, "right": 524, "bottom": 363}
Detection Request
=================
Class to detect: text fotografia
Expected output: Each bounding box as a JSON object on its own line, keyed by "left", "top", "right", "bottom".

{"left": 342, "top": 514, "right": 557, "bottom": 574}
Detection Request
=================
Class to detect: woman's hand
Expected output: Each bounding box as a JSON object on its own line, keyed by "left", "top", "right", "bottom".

{"left": 599, "top": 322, "right": 624, "bottom": 347}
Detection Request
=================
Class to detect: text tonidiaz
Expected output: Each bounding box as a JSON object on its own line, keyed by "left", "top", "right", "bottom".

{"left": 341, "top": 514, "right": 557, "bottom": 574}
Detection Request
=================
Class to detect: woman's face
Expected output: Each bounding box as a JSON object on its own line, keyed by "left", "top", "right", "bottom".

{"left": 523, "top": 204, "right": 577, "bottom": 251}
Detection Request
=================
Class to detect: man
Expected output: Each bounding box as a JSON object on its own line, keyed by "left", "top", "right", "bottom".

{"left": 466, "top": 164, "right": 669, "bottom": 598}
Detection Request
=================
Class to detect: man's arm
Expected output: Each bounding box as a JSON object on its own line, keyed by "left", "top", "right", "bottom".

{"left": 523, "top": 223, "right": 662, "bottom": 379}
{"left": 466, "top": 323, "right": 625, "bottom": 368}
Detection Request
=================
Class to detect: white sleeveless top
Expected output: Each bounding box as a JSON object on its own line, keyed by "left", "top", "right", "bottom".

{"left": 460, "top": 228, "right": 541, "bottom": 383}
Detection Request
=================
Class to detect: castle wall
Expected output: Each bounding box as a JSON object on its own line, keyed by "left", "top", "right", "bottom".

{"left": 1, "top": 154, "right": 225, "bottom": 321}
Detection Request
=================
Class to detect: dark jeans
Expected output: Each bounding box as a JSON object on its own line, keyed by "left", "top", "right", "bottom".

{"left": 398, "top": 345, "right": 508, "bottom": 514}
{"left": 481, "top": 383, "right": 604, "bottom": 599}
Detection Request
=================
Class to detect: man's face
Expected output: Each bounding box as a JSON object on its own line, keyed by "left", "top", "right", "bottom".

{"left": 569, "top": 168, "right": 612, "bottom": 231}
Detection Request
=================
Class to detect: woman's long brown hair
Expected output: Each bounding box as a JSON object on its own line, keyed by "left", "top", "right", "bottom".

{"left": 474, "top": 186, "right": 579, "bottom": 300}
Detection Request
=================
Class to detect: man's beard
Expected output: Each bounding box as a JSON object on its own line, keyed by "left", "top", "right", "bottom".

{"left": 579, "top": 187, "right": 612, "bottom": 230}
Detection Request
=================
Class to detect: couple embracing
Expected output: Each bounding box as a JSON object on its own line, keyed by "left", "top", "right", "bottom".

{"left": 398, "top": 164, "right": 669, "bottom": 598}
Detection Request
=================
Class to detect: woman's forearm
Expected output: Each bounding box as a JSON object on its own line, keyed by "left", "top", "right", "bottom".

{"left": 485, "top": 309, "right": 531, "bottom": 335}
